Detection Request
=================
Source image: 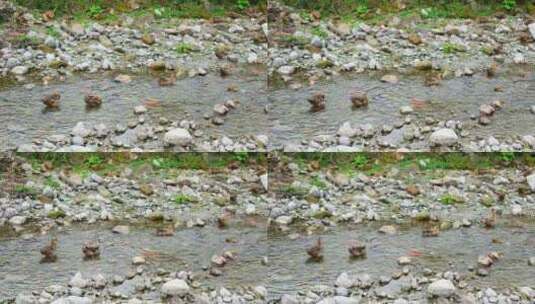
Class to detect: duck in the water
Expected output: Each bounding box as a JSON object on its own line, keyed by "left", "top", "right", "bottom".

{"left": 306, "top": 237, "right": 323, "bottom": 261}
{"left": 348, "top": 240, "right": 366, "bottom": 258}
{"left": 155, "top": 224, "right": 175, "bottom": 237}
{"left": 482, "top": 208, "right": 497, "bottom": 229}
{"left": 84, "top": 94, "right": 102, "bottom": 108}
{"left": 158, "top": 74, "right": 176, "bottom": 86}
{"left": 422, "top": 224, "right": 440, "bottom": 237}
{"left": 82, "top": 240, "right": 100, "bottom": 259}
{"left": 42, "top": 91, "right": 61, "bottom": 108}
{"left": 308, "top": 92, "right": 326, "bottom": 111}
{"left": 40, "top": 237, "right": 58, "bottom": 263}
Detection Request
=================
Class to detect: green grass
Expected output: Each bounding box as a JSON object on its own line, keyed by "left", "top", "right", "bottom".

{"left": 14, "top": 185, "right": 38, "bottom": 198}
{"left": 281, "top": 0, "right": 532, "bottom": 23}
{"left": 309, "top": 176, "right": 327, "bottom": 189}
{"left": 12, "top": 0, "right": 266, "bottom": 21}
{"left": 282, "top": 153, "right": 534, "bottom": 176}
{"left": 442, "top": 42, "right": 466, "bottom": 54}
{"left": 172, "top": 194, "right": 196, "bottom": 205}
{"left": 84, "top": 154, "right": 104, "bottom": 168}
{"left": 46, "top": 26, "right": 61, "bottom": 38}
{"left": 439, "top": 193, "right": 464, "bottom": 205}
{"left": 311, "top": 26, "right": 328, "bottom": 38}
{"left": 47, "top": 209, "right": 66, "bottom": 219}
{"left": 175, "top": 43, "right": 196, "bottom": 54}
{"left": 280, "top": 185, "right": 309, "bottom": 198}
{"left": 44, "top": 177, "right": 61, "bottom": 189}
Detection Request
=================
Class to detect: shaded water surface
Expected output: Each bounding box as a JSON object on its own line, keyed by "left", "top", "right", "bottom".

{"left": 0, "top": 68, "right": 268, "bottom": 149}
{"left": 0, "top": 224, "right": 268, "bottom": 299}
{"left": 269, "top": 69, "right": 535, "bottom": 147}
{"left": 1, "top": 222, "right": 534, "bottom": 300}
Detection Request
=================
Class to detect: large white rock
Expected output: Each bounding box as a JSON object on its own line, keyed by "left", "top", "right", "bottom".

{"left": 11, "top": 66, "right": 29, "bottom": 75}
{"left": 161, "top": 279, "right": 190, "bottom": 296}
{"left": 69, "top": 272, "right": 88, "bottom": 289}
{"left": 71, "top": 122, "right": 93, "bottom": 138}
{"left": 163, "top": 128, "right": 192, "bottom": 146}
{"left": 335, "top": 272, "right": 354, "bottom": 288}
{"left": 51, "top": 296, "right": 93, "bottom": 304}
{"left": 527, "top": 173, "right": 535, "bottom": 191}
{"left": 8, "top": 216, "right": 26, "bottom": 226}
{"left": 528, "top": 23, "right": 535, "bottom": 40}
{"left": 429, "top": 128, "right": 459, "bottom": 146}
{"left": 427, "top": 279, "right": 456, "bottom": 297}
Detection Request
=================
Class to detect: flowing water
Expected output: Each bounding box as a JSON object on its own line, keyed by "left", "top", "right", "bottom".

{"left": 267, "top": 221, "right": 535, "bottom": 298}
{"left": 1, "top": 220, "right": 534, "bottom": 300}
{"left": 0, "top": 223, "right": 268, "bottom": 300}
{"left": 0, "top": 66, "right": 268, "bottom": 150}
{"left": 269, "top": 68, "right": 535, "bottom": 148}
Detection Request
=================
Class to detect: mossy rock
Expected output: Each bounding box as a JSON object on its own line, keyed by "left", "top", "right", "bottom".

{"left": 47, "top": 209, "right": 66, "bottom": 219}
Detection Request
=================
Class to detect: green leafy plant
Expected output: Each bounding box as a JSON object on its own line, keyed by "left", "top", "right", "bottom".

{"left": 352, "top": 154, "right": 369, "bottom": 169}
{"left": 440, "top": 194, "right": 464, "bottom": 205}
{"left": 355, "top": 4, "right": 369, "bottom": 17}
{"left": 500, "top": 152, "right": 516, "bottom": 163}
{"left": 84, "top": 155, "right": 103, "bottom": 168}
{"left": 175, "top": 43, "right": 195, "bottom": 54}
{"left": 311, "top": 26, "right": 328, "bottom": 38}
{"left": 46, "top": 26, "right": 60, "bottom": 38}
{"left": 44, "top": 177, "right": 61, "bottom": 189}
{"left": 310, "top": 176, "right": 326, "bottom": 189}
{"left": 502, "top": 0, "right": 517, "bottom": 11}
{"left": 87, "top": 4, "right": 103, "bottom": 18}
{"left": 173, "top": 194, "right": 195, "bottom": 205}
{"left": 442, "top": 42, "right": 465, "bottom": 54}
{"left": 233, "top": 152, "right": 249, "bottom": 164}
{"left": 237, "top": 0, "right": 250, "bottom": 10}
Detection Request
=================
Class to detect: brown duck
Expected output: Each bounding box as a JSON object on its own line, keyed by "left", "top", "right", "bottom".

{"left": 422, "top": 224, "right": 440, "bottom": 237}
{"left": 42, "top": 92, "right": 61, "bottom": 108}
{"left": 158, "top": 74, "right": 176, "bottom": 87}
{"left": 84, "top": 94, "right": 102, "bottom": 108}
{"left": 155, "top": 224, "right": 175, "bottom": 237}
{"left": 350, "top": 90, "right": 368, "bottom": 108}
{"left": 217, "top": 214, "right": 230, "bottom": 229}
{"left": 306, "top": 238, "right": 323, "bottom": 261}
{"left": 348, "top": 240, "right": 366, "bottom": 258}
{"left": 307, "top": 92, "right": 326, "bottom": 111}
{"left": 82, "top": 240, "right": 100, "bottom": 259}
{"left": 486, "top": 62, "right": 498, "bottom": 78}
{"left": 40, "top": 237, "right": 58, "bottom": 263}
{"left": 424, "top": 72, "right": 442, "bottom": 87}
{"left": 482, "top": 208, "right": 497, "bottom": 229}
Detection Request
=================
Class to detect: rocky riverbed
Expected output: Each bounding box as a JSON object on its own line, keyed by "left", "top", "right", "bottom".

{"left": 268, "top": 154, "right": 535, "bottom": 227}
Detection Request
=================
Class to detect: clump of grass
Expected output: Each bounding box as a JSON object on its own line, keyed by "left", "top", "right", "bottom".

{"left": 44, "top": 177, "right": 61, "bottom": 189}
{"left": 175, "top": 43, "right": 195, "bottom": 54}
{"left": 233, "top": 152, "right": 249, "bottom": 164}
{"left": 87, "top": 4, "right": 104, "bottom": 18}
{"left": 173, "top": 194, "right": 196, "bottom": 205}
{"left": 84, "top": 154, "right": 103, "bottom": 168}
{"left": 46, "top": 26, "right": 60, "bottom": 38}
{"left": 502, "top": 0, "right": 517, "bottom": 11}
{"left": 442, "top": 42, "right": 466, "bottom": 54}
{"left": 280, "top": 185, "right": 309, "bottom": 198}
{"left": 11, "top": 34, "right": 41, "bottom": 47}
{"left": 352, "top": 154, "right": 369, "bottom": 169}
{"left": 310, "top": 176, "right": 327, "bottom": 189}
{"left": 440, "top": 193, "right": 464, "bottom": 205}
{"left": 236, "top": 0, "right": 250, "bottom": 10}
{"left": 14, "top": 184, "right": 38, "bottom": 198}
{"left": 311, "top": 26, "right": 328, "bottom": 38}
{"left": 47, "top": 209, "right": 66, "bottom": 219}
